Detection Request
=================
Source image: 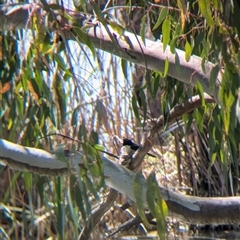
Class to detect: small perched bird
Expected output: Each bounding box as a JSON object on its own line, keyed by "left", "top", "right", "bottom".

{"left": 122, "top": 138, "right": 156, "bottom": 158}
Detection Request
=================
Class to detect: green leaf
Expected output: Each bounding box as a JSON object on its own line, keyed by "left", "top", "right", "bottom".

{"left": 55, "top": 177, "right": 65, "bottom": 239}
{"left": 106, "top": 18, "right": 124, "bottom": 35}
{"left": 84, "top": 174, "right": 100, "bottom": 201}
{"left": 134, "top": 172, "right": 151, "bottom": 228}
{"left": 196, "top": 81, "right": 205, "bottom": 107}
{"left": 27, "top": 105, "right": 38, "bottom": 120}
{"left": 90, "top": 1, "right": 106, "bottom": 23}
{"left": 210, "top": 64, "right": 220, "bottom": 93}
{"left": 198, "top": 0, "right": 214, "bottom": 26}
{"left": 53, "top": 54, "right": 72, "bottom": 77}
{"left": 94, "top": 144, "right": 105, "bottom": 151}
{"left": 162, "top": 18, "right": 171, "bottom": 50}
{"left": 73, "top": 27, "right": 96, "bottom": 57}
{"left": 212, "top": 106, "right": 222, "bottom": 131}
{"left": 71, "top": 107, "right": 79, "bottom": 126}
{"left": 147, "top": 173, "right": 167, "bottom": 239}
{"left": 163, "top": 58, "right": 169, "bottom": 77}
{"left": 153, "top": 7, "right": 168, "bottom": 31}
{"left": 66, "top": 187, "right": 79, "bottom": 235}
{"left": 152, "top": 72, "right": 160, "bottom": 97}
{"left": 3, "top": 172, "right": 21, "bottom": 203}
{"left": 185, "top": 40, "right": 192, "bottom": 62}
{"left": 140, "top": 89, "right": 147, "bottom": 124}
{"left": 70, "top": 175, "right": 87, "bottom": 222}
{"left": 177, "top": 0, "right": 187, "bottom": 30}
{"left": 195, "top": 108, "right": 204, "bottom": 132}
{"left": 201, "top": 57, "right": 206, "bottom": 73}
{"left": 132, "top": 95, "right": 142, "bottom": 125}
{"left": 23, "top": 172, "right": 32, "bottom": 192}
{"left": 52, "top": 74, "right": 67, "bottom": 125}
{"left": 170, "top": 37, "right": 177, "bottom": 54}
{"left": 16, "top": 94, "right": 24, "bottom": 120}
{"left": 72, "top": 161, "right": 91, "bottom": 221}
{"left": 34, "top": 70, "right": 43, "bottom": 92}
{"left": 90, "top": 130, "right": 99, "bottom": 144}
{"left": 121, "top": 59, "right": 128, "bottom": 79}
{"left": 222, "top": 92, "right": 235, "bottom": 134}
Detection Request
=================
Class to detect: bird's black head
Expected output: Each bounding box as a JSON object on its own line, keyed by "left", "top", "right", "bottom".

{"left": 122, "top": 138, "right": 134, "bottom": 146}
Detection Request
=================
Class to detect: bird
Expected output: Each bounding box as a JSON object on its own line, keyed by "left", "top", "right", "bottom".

{"left": 122, "top": 138, "right": 156, "bottom": 158}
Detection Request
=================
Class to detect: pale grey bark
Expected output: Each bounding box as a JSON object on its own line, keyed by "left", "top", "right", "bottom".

{"left": 1, "top": 138, "right": 240, "bottom": 225}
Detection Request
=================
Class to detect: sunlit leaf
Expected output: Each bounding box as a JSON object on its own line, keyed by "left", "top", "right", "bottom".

{"left": 152, "top": 7, "right": 168, "bottom": 31}
{"left": 222, "top": 92, "right": 235, "bottom": 134}
{"left": 198, "top": 0, "right": 214, "bottom": 26}
{"left": 147, "top": 173, "right": 167, "bottom": 239}
{"left": 93, "top": 144, "right": 105, "bottom": 151}
{"left": 28, "top": 80, "right": 39, "bottom": 101}
{"left": 105, "top": 17, "right": 124, "bottom": 35}
{"left": 185, "top": 40, "right": 192, "bottom": 62}
{"left": 163, "top": 58, "right": 169, "bottom": 77}
{"left": 162, "top": 18, "right": 171, "bottom": 51}
{"left": 177, "top": 0, "right": 187, "bottom": 30}
{"left": 195, "top": 108, "right": 204, "bottom": 132}
{"left": 134, "top": 172, "right": 151, "bottom": 228}
{"left": 170, "top": 37, "right": 177, "bottom": 53}
{"left": 196, "top": 81, "right": 205, "bottom": 107}
{"left": 16, "top": 94, "right": 24, "bottom": 120}
{"left": 201, "top": 57, "right": 206, "bottom": 73}
{"left": 23, "top": 172, "right": 32, "bottom": 192}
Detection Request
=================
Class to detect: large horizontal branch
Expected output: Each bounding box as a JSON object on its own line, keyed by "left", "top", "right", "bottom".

{"left": 0, "top": 3, "right": 221, "bottom": 100}
{"left": 87, "top": 27, "right": 220, "bottom": 100}
{"left": 1, "top": 138, "right": 240, "bottom": 224}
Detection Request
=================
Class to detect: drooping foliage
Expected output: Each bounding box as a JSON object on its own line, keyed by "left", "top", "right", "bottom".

{"left": 1, "top": 0, "right": 240, "bottom": 239}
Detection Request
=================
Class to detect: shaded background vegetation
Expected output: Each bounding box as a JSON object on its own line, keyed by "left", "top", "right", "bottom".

{"left": 1, "top": 0, "right": 240, "bottom": 239}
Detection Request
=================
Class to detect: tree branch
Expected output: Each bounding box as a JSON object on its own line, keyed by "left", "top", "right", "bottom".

{"left": 1, "top": 138, "right": 240, "bottom": 224}
{"left": 131, "top": 93, "right": 215, "bottom": 171}
{"left": 0, "top": 3, "right": 221, "bottom": 100}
